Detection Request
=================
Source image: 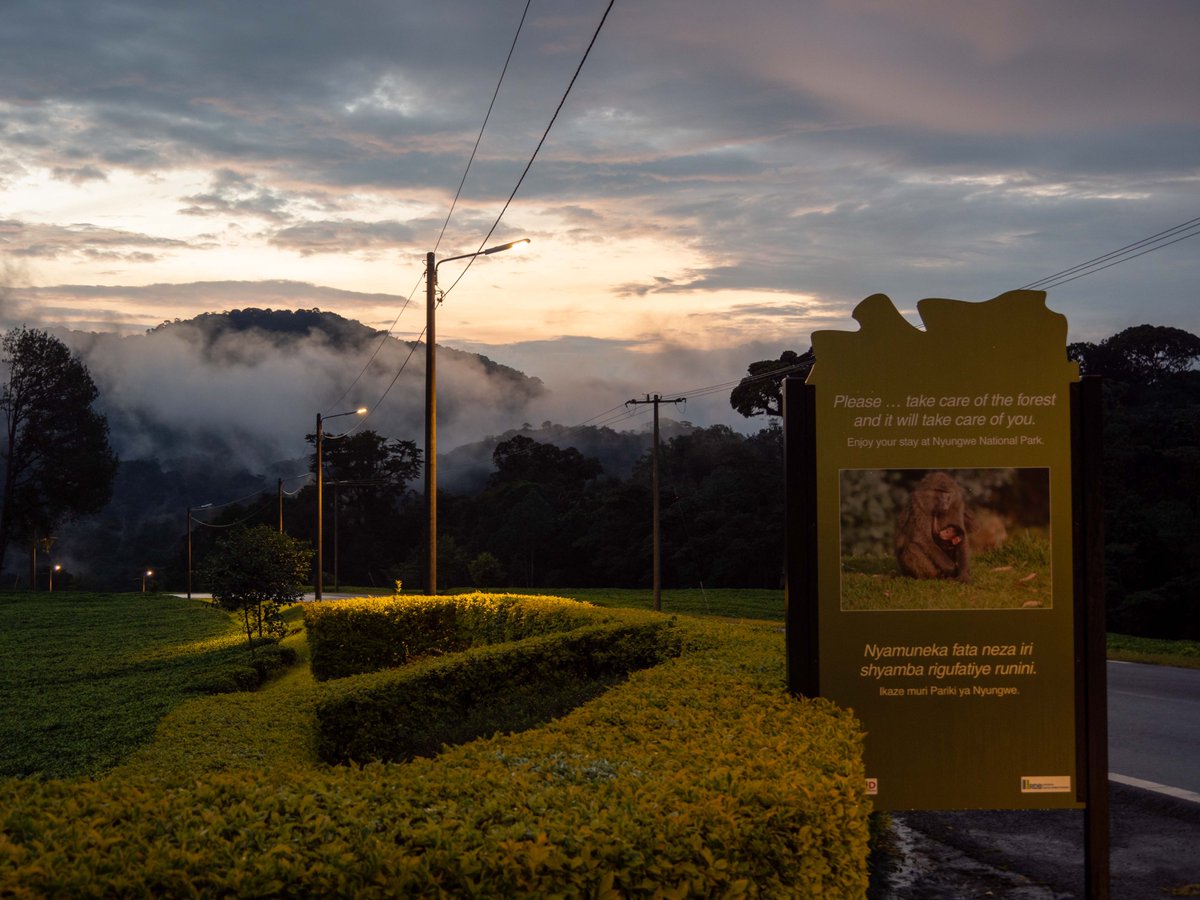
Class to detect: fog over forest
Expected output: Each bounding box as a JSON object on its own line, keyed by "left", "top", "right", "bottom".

{"left": 48, "top": 308, "right": 777, "bottom": 482}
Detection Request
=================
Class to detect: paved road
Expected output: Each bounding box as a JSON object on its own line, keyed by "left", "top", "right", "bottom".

{"left": 1109, "top": 660, "right": 1200, "bottom": 796}
{"left": 878, "top": 661, "right": 1200, "bottom": 898}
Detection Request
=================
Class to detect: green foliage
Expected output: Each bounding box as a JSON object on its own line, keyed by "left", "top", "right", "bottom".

{"left": 1107, "top": 633, "right": 1200, "bottom": 668}
{"left": 304, "top": 592, "right": 607, "bottom": 681}
{"left": 490, "top": 434, "right": 602, "bottom": 487}
{"left": 840, "top": 468, "right": 1046, "bottom": 559}
{"left": 0, "top": 592, "right": 256, "bottom": 777}
{"left": 468, "top": 550, "right": 505, "bottom": 587}
{"left": 1069, "top": 324, "right": 1200, "bottom": 383}
{"left": 316, "top": 618, "right": 682, "bottom": 764}
{"left": 841, "top": 533, "right": 1052, "bottom": 611}
{"left": 729, "top": 348, "right": 815, "bottom": 418}
{"left": 0, "top": 327, "right": 117, "bottom": 580}
{"left": 201, "top": 525, "right": 311, "bottom": 648}
{"left": 0, "top": 611, "right": 870, "bottom": 897}
{"left": 510, "top": 586, "right": 786, "bottom": 620}
{"left": 1099, "top": 367, "right": 1200, "bottom": 639}
{"left": 6, "top": 586, "right": 1196, "bottom": 897}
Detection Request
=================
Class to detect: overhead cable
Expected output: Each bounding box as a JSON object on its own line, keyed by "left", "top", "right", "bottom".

{"left": 332, "top": 3, "right": 532, "bottom": 412}
{"left": 441, "top": 0, "right": 617, "bottom": 301}
{"left": 1020, "top": 215, "right": 1200, "bottom": 291}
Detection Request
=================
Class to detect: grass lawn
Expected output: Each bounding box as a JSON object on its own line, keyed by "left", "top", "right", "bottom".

{"left": 0, "top": 591, "right": 255, "bottom": 778}
{"left": 841, "top": 531, "right": 1052, "bottom": 611}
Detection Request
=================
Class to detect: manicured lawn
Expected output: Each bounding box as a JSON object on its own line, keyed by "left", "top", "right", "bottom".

{"left": 1107, "top": 632, "right": 1200, "bottom": 669}
{"left": 0, "top": 591, "right": 251, "bottom": 777}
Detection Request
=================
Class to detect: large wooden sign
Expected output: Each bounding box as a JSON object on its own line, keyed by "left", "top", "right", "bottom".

{"left": 786, "top": 290, "right": 1085, "bottom": 811}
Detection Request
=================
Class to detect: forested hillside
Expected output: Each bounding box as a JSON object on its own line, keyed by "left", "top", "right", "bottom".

{"left": 41, "top": 320, "right": 1200, "bottom": 640}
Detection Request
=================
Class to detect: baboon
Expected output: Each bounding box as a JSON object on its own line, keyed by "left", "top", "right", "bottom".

{"left": 895, "top": 471, "right": 974, "bottom": 583}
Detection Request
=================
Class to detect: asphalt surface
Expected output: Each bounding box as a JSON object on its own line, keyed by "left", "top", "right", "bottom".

{"left": 873, "top": 783, "right": 1200, "bottom": 899}
{"left": 871, "top": 660, "right": 1200, "bottom": 899}
{"left": 1109, "top": 661, "right": 1200, "bottom": 794}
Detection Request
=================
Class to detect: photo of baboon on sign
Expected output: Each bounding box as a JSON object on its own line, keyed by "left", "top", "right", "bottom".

{"left": 895, "top": 471, "right": 974, "bottom": 583}
{"left": 839, "top": 467, "right": 1051, "bottom": 611}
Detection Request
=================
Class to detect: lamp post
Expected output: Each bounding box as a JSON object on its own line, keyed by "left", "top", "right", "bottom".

{"left": 187, "top": 502, "right": 212, "bottom": 599}
{"left": 425, "top": 238, "right": 529, "bottom": 595}
{"left": 315, "top": 408, "right": 366, "bottom": 600}
{"left": 50, "top": 564, "right": 61, "bottom": 592}
{"left": 142, "top": 569, "right": 153, "bottom": 592}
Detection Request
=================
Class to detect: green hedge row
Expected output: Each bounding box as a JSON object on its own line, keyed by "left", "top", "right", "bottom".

{"left": 304, "top": 592, "right": 606, "bottom": 681}
{"left": 316, "top": 619, "right": 682, "bottom": 764}
{"left": 0, "top": 620, "right": 870, "bottom": 896}
{"left": 187, "top": 642, "right": 298, "bottom": 695}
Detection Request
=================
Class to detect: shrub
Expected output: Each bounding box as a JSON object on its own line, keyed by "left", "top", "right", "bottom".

{"left": 469, "top": 551, "right": 506, "bottom": 587}
{"left": 304, "top": 592, "right": 607, "bottom": 681}
{"left": 0, "top": 620, "right": 870, "bottom": 897}
{"left": 315, "top": 619, "right": 681, "bottom": 764}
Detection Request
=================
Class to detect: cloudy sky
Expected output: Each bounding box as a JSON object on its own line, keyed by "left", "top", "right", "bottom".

{"left": 2, "top": 0, "right": 1198, "bottom": 439}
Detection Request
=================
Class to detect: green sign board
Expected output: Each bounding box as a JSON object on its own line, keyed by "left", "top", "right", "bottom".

{"left": 803, "top": 290, "right": 1081, "bottom": 810}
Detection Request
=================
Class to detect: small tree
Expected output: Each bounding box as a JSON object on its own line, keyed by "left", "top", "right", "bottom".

{"left": 469, "top": 551, "right": 506, "bottom": 588}
{"left": 201, "top": 525, "right": 311, "bottom": 649}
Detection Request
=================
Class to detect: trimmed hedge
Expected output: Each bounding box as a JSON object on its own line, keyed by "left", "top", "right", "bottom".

{"left": 316, "top": 619, "right": 682, "bottom": 763}
{"left": 187, "top": 642, "right": 299, "bottom": 695}
{"left": 0, "top": 620, "right": 870, "bottom": 897}
{"left": 304, "top": 592, "right": 605, "bottom": 681}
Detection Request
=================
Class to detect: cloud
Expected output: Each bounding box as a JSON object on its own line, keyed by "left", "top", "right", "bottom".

{"left": 268, "top": 220, "right": 420, "bottom": 256}
{"left": 0, "top": 220, "right": 191, "bottom": 261}
{"left": 179, "top": 169, "right": 298, "bottom": 221}
{"left": 0, "top": 0, "right": 1196, "bottom": 366}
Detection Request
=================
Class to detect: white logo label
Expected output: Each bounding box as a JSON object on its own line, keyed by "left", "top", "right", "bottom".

{"left": 1021, "top": 775, "right": 1071, "bottom": 793}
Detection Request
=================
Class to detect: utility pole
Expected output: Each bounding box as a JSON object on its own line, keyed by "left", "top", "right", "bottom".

{"left": 625, "top": 394, "right": 685, "bottom": 611}
{"left": 425, "top": 251, "right": 438, "bottom": 595}
{"left": 187, "top": 503, "right": 211, "bottom": 600}
{"left": 424, "top": 238, "right": 529, "bottom": 596}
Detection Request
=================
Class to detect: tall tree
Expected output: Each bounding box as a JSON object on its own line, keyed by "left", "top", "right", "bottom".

{"left": 1068, "top": 324, "right": 1200, "bottom": 384}
{"left": 0, "top": 327, "right": 118, "bottom": 577}
{"left": 301, "top": 429, "right": 422, "bottom": 586}
{"left": 729, "top": 349, "right": 815, "bottom": 418}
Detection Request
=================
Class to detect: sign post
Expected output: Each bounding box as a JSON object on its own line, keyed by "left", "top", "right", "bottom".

{"left": 785, "top": 291, "right": 1105, "bottom": 847}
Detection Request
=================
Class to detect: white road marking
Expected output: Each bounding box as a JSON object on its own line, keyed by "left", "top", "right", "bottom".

{"left": 1110, "top": 772, "right": 1200, "bottom": 804}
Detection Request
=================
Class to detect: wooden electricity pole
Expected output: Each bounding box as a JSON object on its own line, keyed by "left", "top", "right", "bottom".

{"left": 625, "top": 394, "right": 685, "bottom": 611}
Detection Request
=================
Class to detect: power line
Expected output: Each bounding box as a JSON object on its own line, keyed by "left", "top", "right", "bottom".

{"left": 1019, "top": 215, "right": 1200, "bottom": 291}
{"left": 331, "top": 3, "right": 532, "bottom": 413}
{"left": 441, "top": 0, "right": 617, "bottom": 301}
{"left": 433, "top": 0, "right": 532, "bottom": 256}
{"left": 330, "top": 273, "right": 422, "bottom": 412}
{"left": 346, "top": 0, "right": 616, "bottom": 442}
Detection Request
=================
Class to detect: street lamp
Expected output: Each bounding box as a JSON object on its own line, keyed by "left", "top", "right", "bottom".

{"left": 50, "top": 564, "right": 61, "bottom": 592}
{"left": 425, "top": 238, "right": 529, "bottom": 595}
{"left": 142, "top": 569, "right": 154, "bottom": 592}
{"left": 315, "top": 407, "right": 366, "bottom": 600}
{"left": 187, "top": 502, "right": 212, "bottom": 599}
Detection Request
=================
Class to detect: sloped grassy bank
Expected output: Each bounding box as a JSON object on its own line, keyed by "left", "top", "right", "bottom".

{"left": 0, "top": 593, "right": 870, "bottom": 897}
